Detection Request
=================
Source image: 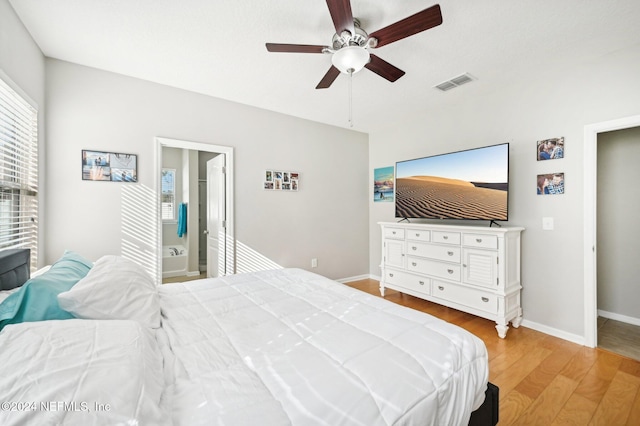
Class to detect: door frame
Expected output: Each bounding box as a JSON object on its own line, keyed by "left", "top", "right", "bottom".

{"left": 583, "top": 114, "right": 640, "bottom": 347}
{"left": 155, "top": 137, "right": 235, "bottom": 284}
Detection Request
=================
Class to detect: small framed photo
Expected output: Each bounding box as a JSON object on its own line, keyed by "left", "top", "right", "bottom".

{"left": 374, "top": 166, "right": 394, "bottom": 202}
{"left": 537, "top": 137, "right": 564, "bottom": 161}
{"left": 265, "top": 170, "right": 299, "bottom": 191}
{"left": 537, "top": 173, "right": 564, "bottom": 195}
{"left": 82, "top": 150, "right": 137, "bottom": 182}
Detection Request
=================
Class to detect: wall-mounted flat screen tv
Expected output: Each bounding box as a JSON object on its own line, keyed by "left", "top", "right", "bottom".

{"left": 395, "top": 143, "right": 509, "bottom": 221}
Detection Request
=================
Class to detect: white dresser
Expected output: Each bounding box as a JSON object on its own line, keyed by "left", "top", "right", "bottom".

{"left": 379, "top": 222, "right": 524, "bottom": 338}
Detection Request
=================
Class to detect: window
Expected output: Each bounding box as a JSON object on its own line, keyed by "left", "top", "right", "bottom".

{"left": 0, "top": 76, "right": 39, "bottom": 269}
{"left": 161, "top": 169, "right": 176, "bottom": 221}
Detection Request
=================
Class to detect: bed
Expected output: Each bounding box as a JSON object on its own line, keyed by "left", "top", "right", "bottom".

{"left": 0, "top": 249, "right": 498, "bottom": 425}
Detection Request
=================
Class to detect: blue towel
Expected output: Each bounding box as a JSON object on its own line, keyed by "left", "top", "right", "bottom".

{"left": 177, "top": 202, "right": 187, "bottom": 237}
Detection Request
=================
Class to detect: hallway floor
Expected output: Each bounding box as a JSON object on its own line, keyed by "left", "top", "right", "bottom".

{"left": 162, "top": 272, "right": 207, "bottom": 284}
{"left": 598, "top": 316, "right": 640, "bottom": 362}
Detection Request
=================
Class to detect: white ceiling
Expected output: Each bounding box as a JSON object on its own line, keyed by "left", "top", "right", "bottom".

{"left": 9, "top": 0, "right": 640, "bottom": 133}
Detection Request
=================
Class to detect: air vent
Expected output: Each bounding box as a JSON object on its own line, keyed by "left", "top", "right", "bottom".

{"left": 434, "top": 73, "right": 476, "bottom": 92}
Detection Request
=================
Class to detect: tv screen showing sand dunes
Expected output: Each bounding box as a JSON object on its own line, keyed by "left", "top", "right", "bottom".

{"left": 395, "top": 143, "right": 509, "bottom": 220}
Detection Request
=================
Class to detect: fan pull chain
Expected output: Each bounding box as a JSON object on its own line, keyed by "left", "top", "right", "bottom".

{"left": 348, "top": 69, "right": 354, "bottom": 128}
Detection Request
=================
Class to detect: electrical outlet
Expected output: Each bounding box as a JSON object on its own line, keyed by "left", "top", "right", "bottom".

{"left": 311, "top": 258, "right": 318, "bottom": 268}
{"left": 542, "top": 217, "right": 554, "bottom": 230}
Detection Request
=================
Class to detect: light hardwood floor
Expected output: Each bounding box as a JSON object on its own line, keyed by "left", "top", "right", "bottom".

{"left": 345, "top": 279, "right": 640, "bottom": 425}
{"left": 598, "top": 317, "right": 640, "bottom": 362}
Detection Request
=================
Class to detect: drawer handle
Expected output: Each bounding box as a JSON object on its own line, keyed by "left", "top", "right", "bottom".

{"left": 476, "top": 238, "right": 483, "bottom": 243}
{"left": 419, "top": 281, "right": 425, "bottom": 286}
{"left": 438, "top": 286, "right": 444, "bottom": 291}
{"left": 412, "top": 246, "right": 417, "bottom": 250}
{"left": 415, "top": 233, "right": 420, "bottom": 237}
{"left": 447, "top": 251, "right": 454, "bottom": 256}
{"left": 443, "top": 235, "right": 449, "bottom": 240}
{"left": 481, "top": 297, "right": 489, "bottom": 302}
{"left": 392, "top": 231, "right": 396, "bottom": 235}
{"left": 412, "top": 262, "right": 417, "bottom": 266}
{"left": 447, "top": 269, "right": 454, "bottom": 274}
{"left": 389, "top": 273, "right": 394, "bottom": 277}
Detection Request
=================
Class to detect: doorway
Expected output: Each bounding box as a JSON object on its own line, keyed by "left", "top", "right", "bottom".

{"left": 155, "top": 137, "right": 235, "bottom": 284}
{"left": 583, "top": 114, "right": 640, "bottom": 348}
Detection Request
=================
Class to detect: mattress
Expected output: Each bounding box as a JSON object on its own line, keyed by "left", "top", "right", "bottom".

{"left": 159, "top": 268, "right": 489, "bottom": 425}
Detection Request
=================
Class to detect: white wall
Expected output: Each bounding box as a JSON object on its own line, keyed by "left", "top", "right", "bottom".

{"left": 369, "top": 44, "right": 640, "bottom": 340}
{"left": 45, "top": 59, "right": 369, "bottom": 280}
{"left": 597, "top": 126, "right": 640, "bottom": 321}
{"left": 0, "top": 0, "right": 46, "bottom": 267}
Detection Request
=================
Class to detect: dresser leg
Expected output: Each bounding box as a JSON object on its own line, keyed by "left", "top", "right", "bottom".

{"left": 379, "top": 285, "right": 385, "bottom": 297}
{"left": 512, "top": 313, "right": 523, "bottom": 328}
{"left": 495, "top": 323, "right": 509, "bottom": 339}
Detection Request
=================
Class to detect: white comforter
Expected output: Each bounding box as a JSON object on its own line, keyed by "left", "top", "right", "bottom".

{"left": 159, "top": 268, "right": 489, "bottom": 426}
{"left": 0, "top": 319, "right": 167, "bottom": 426}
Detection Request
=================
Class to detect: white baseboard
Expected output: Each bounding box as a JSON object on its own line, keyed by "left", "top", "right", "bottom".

{"left": 186, "top": 270, "right": 201, "bottom": 277}
{"left": 598, "top": 310, "right": 640, "bottom": 327}
{"left": 520, "top": 319, "right": 585, "bottom": 346}
{"left": 337, "top": 274, "right": 377, "bottom": 284}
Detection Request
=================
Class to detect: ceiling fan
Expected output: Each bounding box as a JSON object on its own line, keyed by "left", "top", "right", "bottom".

{"left": 265, "top": 1, "right": 443, "bottom": 89}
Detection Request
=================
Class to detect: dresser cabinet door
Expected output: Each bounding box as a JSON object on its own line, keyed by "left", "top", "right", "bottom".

{"left": 462, "top": 248, "right": 498, "bottom": 288}
{"left": 384, "top": 239, "right": 405, "bottom": 269}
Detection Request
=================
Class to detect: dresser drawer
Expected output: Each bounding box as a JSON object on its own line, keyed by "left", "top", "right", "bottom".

{"left": 407, "top": 257, "right": 461, "bottom": 281}
{"left": 432, "top": 231, "right": 461, "bottom": 245}
{"left": 384, "top": 227, "right": 405, "bottom": 240}
{"left": 406, "top": 242, "right": 460, "bottom": 263}
{"left": 406, "top": 229, "right": 431, "bottom": 242}
{"left": 384, "top": 269, "right": 430, "bottom": 295}
{"left": 432, "top": 281, "right": 498, "bottom": 314}
{"left": 463, "top": 234, "right": 498, "bottom": 249}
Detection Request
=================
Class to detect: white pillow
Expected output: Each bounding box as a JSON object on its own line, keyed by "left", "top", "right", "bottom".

{"left": 58, "top": 255, "right": 160, "bottom": 328}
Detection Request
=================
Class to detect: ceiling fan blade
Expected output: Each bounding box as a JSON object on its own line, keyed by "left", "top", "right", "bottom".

{"left": 316, "top": 66, "right": 341, "bottom": 89}
{"left": 266, "top": 43, "right": 327, "bottom": 53}
{"left": 369, "top": 4, "right": 443, "bottom": 48}
{"left": 365, "top": 54, "right": 405, "bottom": 82}
{"left": 326, "top": 0, "right": 355, "bottom": 36}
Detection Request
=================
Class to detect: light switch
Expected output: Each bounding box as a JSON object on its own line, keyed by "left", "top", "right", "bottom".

{"left": 542, "top": 217, "right": 554, "bottom": 230}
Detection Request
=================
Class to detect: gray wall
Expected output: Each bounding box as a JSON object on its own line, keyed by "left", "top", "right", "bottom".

{"left": 597, "top": 127, "right": 640, "bottom": 322}
{"left": 369, "top": 44, "right": 640, "bottom": 341}
{"left": 0, "top": 0, "right": 46, "bottom": 267}
{"left": 161, "top": 147, "right": 183, "bottom": 248}
{"left": 44, "top": 59, "right": 369, "bottom": 281}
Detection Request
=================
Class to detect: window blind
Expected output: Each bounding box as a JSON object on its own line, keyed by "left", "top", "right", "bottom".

{"left": 0, "top": 76, "right": 38, "bottom": 270}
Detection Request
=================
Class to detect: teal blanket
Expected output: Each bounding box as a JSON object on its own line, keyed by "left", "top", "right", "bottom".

{"left": 0, "top": 250, "right": 92, "bottom": 331}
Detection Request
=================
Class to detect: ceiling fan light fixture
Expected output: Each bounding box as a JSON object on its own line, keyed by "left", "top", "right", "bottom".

{"left": 331, "top": 46, "right": 370, "bottom": 74}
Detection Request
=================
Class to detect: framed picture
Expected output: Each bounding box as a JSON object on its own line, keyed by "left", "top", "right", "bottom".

{"left": 537, "top": 172, "right": 564, "bottom": 195}
{"left": 537, "top": 137, "right": 564, "bottom": 161}
{"left": 374, "top": 166, "right": 394, "bottom": 202}
{"left": 264, "top": 170, "right": 298, "bottom": 191}
{"left": 82, "top": 150, "right": 137, "bottom": 182}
